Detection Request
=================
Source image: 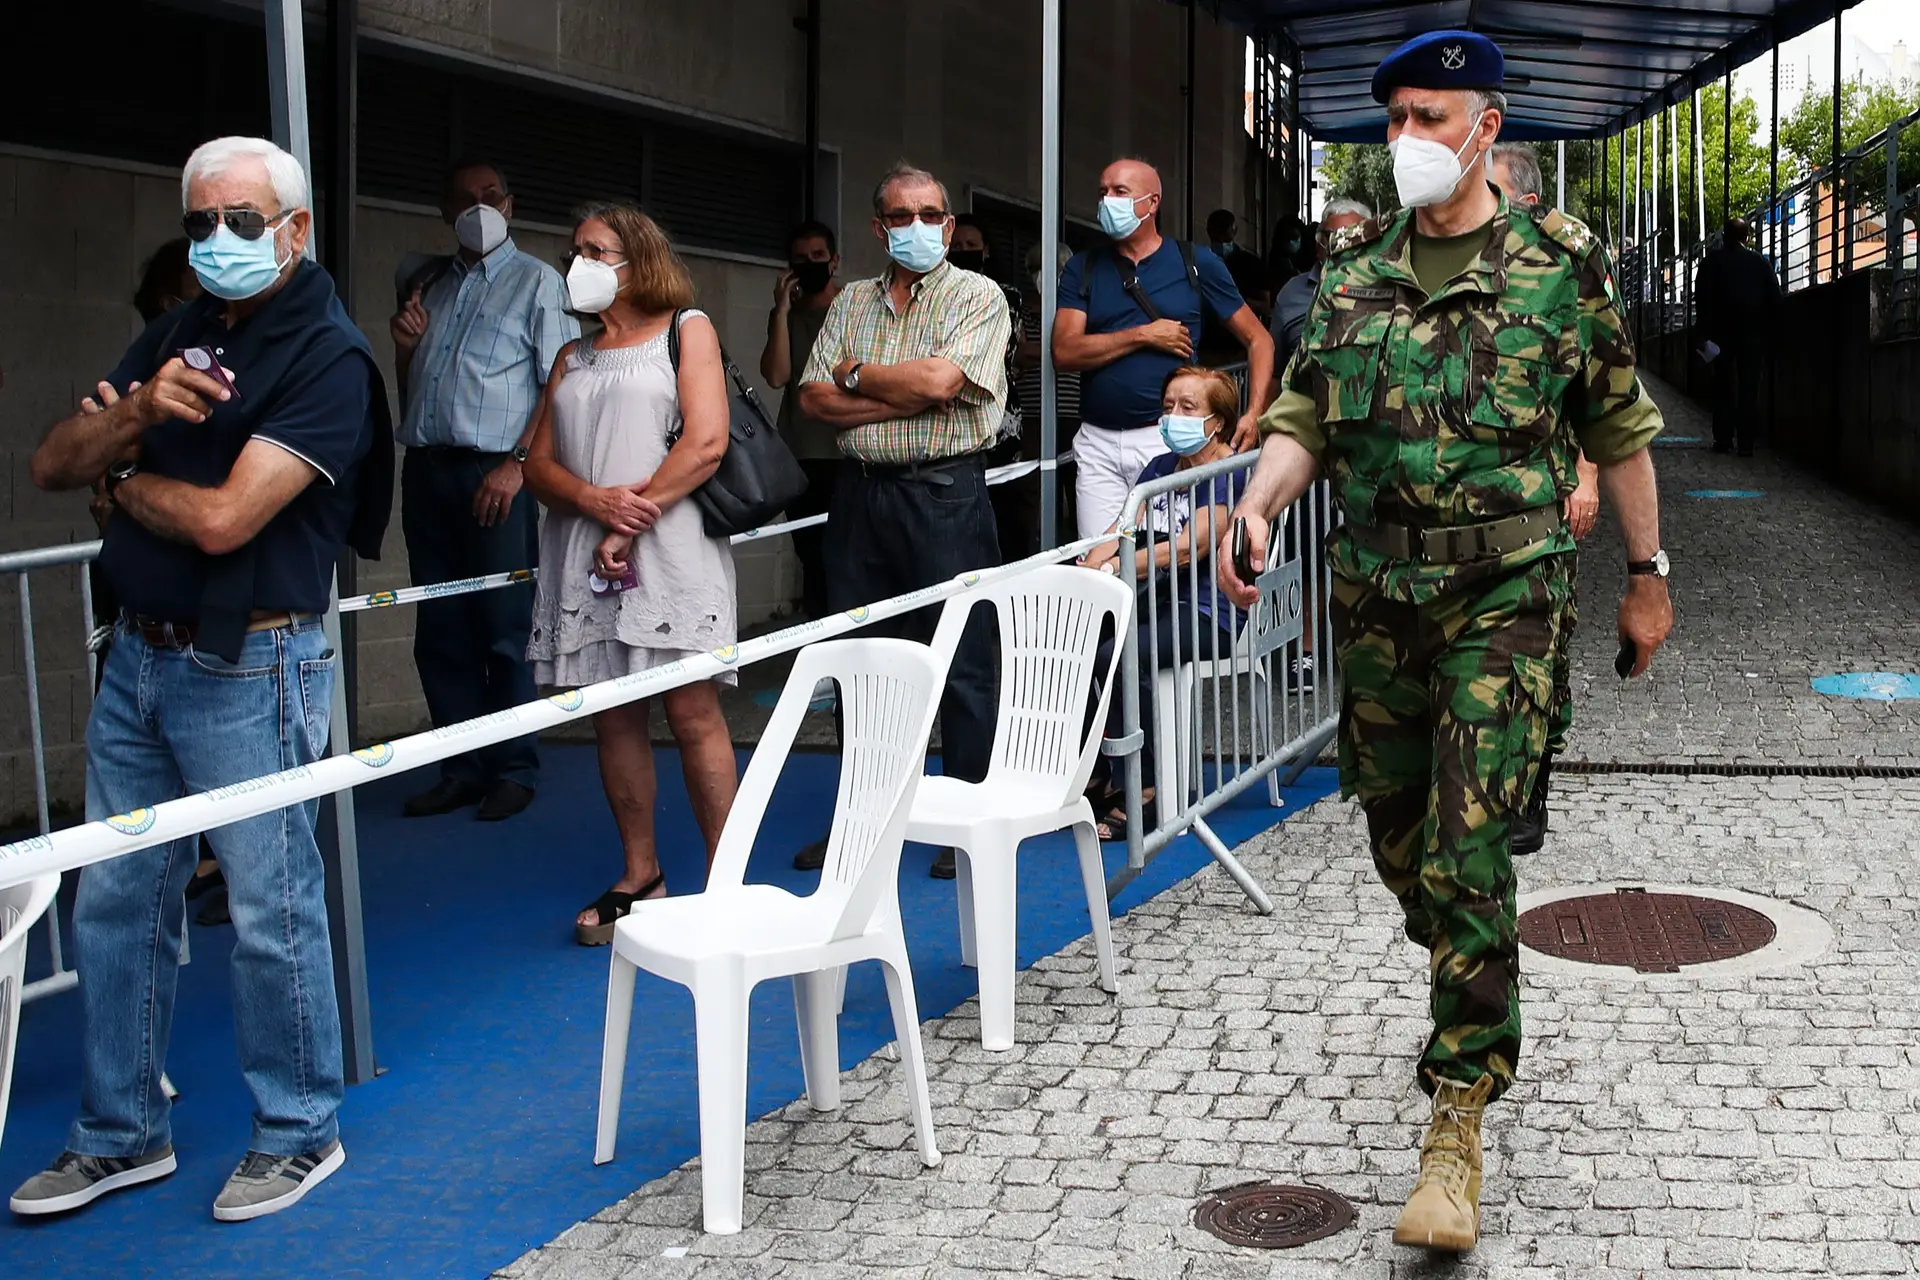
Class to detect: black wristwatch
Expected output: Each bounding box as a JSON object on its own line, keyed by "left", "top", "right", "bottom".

{"left": 1627, "top": 549, "right": 1671, "bottom": 578}
{"left": 510, "top": 445, "right": 530, "bottom": 463}
{"left": 105, "top": 458, "right": 139, "bottom": 496}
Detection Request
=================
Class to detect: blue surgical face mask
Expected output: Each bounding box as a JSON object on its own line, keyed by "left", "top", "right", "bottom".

{"left": 188, "top": 214, "right": 294, "bottom": 301}
{"left": 1099, "top": 194, "right": 1147, "bottom": 239}
{"left": 1159, "top": 413, "right": 1215, "bottom": 456}
{"left": 886, "top": 221, "right": 948, "bottom": 274}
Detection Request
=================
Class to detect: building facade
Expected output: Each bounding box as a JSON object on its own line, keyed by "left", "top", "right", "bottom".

{"left": 0, "top": 0, "right": 1257, "bottom": 819}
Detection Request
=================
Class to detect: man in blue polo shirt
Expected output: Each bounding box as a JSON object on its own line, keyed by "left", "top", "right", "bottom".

{"left": 1053, "top": 158, "right": 1275, "bottom": 540}
{"left": 11, "top": 135, "right": 390, "bottom": 1225}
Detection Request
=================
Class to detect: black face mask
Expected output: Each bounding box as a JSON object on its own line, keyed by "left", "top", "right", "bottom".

{"left": 790, "top": 260, "right": 833, "bottom": 294}
{"left": 948, "top": 249, "right": 987, "bottom": 274}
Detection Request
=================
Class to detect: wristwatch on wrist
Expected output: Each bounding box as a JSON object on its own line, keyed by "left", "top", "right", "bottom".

{"left": 105, "top": 458, "right": 139, "bottom": 496}
{"left": 1627, "top": 549, "right": 1671, "bottom": 578}
{"left": 843, "top": 361, "right": 865, "bottom": 393}
{"left": 510, "top": 445, "right": 530, "bottom": 463}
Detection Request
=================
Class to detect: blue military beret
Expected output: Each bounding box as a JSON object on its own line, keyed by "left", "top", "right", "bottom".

{"left": 1371, "top": 30, "right": 1505, "bottom": 103}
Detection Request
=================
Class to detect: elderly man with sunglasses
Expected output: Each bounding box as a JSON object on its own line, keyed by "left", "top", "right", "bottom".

{"left": 795, "top": 162, "right": 1011, "bottom": 882}
{"left": 13, "top": 135, "right": 391, "bottom": 1224}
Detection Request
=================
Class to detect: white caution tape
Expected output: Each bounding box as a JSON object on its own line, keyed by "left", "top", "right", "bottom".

{"left": 0, "top": 535, "right": 1108, "bottom": 891}
{"left": 338, "top": 450, "right": 1078, "bottom": 614}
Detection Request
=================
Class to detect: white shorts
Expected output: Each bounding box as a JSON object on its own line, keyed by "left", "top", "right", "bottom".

{"left": 1073, "top": 422, "right": 1169, "bottom": 541}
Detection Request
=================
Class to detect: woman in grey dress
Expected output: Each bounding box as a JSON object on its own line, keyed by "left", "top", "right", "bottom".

{"left": 522, "top": 203, "right": 739, "bottom": 945}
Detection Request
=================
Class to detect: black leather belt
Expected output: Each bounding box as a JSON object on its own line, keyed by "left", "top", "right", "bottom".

{"left": 123, "top": 610, "right": 312, "bottom": 650}
{"left": 1345, "top": 506, "right": 1563, "bottom": 565}
{"left": 850, "top": 452, "right": 987, "bottom": 487}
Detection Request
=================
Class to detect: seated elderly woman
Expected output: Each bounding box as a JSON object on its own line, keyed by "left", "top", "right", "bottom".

{"left": 1076, "top": 365, "right": 1243, "bottom": 841}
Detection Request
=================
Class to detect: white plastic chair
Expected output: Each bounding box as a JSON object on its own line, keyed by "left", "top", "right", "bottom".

{"left": 906, "top": 566, "right": 1134, "bottom": 1051}
{"left": 595, "top": 637, "right": 947, "bottom": 1235}
{"left": 1153, "top": 622, "right": 1282, "bottom": 813}
{"left": 0, "top": 875, "right": 61, "bottom": 1153}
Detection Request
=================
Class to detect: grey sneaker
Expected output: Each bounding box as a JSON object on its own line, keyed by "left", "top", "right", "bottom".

{"left": 10, "top": 1147, "right": 178, "bottom": 1216}
{"left": 211, "top": 1141, "right": 345, "bottom": 1222}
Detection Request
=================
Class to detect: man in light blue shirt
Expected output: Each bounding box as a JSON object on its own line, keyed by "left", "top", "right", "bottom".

{"left": 389, "top": 159, "right": 578, "bottom": 823}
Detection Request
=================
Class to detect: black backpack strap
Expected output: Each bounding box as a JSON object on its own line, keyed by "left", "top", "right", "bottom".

{"left": 667, "top": 307, "right": 688, "bottom": 371}
{"left": 1108, "top": 245, "right": 1162, "bottom": 322}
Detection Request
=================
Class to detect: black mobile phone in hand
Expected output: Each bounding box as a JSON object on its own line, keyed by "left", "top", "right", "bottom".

{"left": 1232, "top": 518, "right": 1255, "bottom": 585}
{"left": 178, "top": 345, "right": 241, "bottom": 402}
{"left": 1615, "top": 638, "right": 1638, "bottom": 679}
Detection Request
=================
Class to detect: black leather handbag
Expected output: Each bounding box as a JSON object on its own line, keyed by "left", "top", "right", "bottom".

{"left": 666, "top": 309, "right": 810, "bottom": 537}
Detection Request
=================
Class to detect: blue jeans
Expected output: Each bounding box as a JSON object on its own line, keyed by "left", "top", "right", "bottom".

{"left": 71, "top": 616, "right": 344, "bottom": 1158}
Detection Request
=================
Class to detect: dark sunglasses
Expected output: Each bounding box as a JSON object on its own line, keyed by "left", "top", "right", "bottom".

{"left": 181, "top": 208, "right": 289, "bottom": 242}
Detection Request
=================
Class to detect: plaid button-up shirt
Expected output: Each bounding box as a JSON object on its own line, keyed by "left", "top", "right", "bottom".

{"left": 398, "top": 240, "right": 579, "bottom": 452}
{"left": 800, "top": 261, "right": 1010, "bottom": 464}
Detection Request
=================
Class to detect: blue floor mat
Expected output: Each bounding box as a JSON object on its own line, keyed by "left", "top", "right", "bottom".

{"left": 0, "top": 745, "right": 1337, "bottom": 1279}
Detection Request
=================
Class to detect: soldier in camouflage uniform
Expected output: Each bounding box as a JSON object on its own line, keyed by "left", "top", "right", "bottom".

{"left": 1218, "top": 30, "right": 1675, "bottom": 1255}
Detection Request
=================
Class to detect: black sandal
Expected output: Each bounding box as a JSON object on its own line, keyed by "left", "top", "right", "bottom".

{"left": 575, "top": 873, "right": 665, "bottom": 947}
{"left": 185, "top": 866, "right": 225, "bottom": 902}
{"left": 1094, "top": 791, "right": 1157, "bottom": 843}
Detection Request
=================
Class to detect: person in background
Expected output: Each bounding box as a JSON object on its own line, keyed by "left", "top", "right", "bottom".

{"left": 134, "top": 239, "right": 202, "bottom": 324}
{"left": 1693, "top": 217, "right": 1778, "bottom": 458}
{"left": 1054, "top": 158, "right": 1274, "bottom": 541}
{"left": 760, "top": 219, "right": 843, "bottom": 620}
{"left": 1075, "top": 366, "right": 1241, "bottom": 842}
{"left": 948, "top": 215, "right": 1030, "bottom": 559}
{"left": 13, "top": 134, "right": 391, "bottom": 1223}
{"left": 1489, "top": 141, "right": 1600, "bottom": 856}
{"left": 796, "top": 162, "right": 1011, "bottom": 882}
{"left": 1205, "top": 209, "right": 1271, "bottom": 320}
{"left": 1264, "top": 198, "right": 1372, "bottom": 694}
{"left": 1013, "top": 242, "right": 1081, "bottom": 551}
{"left": 523, "top": 204, "right": 738, "bottom": 945}
{"left": 1265, "top": 212, "right": 1314, "bottom": 296}
{"left": 389, "top": 159, "right": 578, "bottom": 824}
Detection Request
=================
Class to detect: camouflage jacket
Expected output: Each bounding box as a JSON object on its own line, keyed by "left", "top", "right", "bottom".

{"left": 1261, "top": 194, "right": 1663, "bottom": 603}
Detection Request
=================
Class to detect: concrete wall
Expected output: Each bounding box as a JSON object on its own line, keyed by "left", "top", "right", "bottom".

{"left": 1643, "top": 270, "right": 1920, "bottom": 517}
{"left": 0, "top": 0, "right": 1253, "bottom": 822}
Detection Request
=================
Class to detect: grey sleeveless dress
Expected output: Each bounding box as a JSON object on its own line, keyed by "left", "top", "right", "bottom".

{"left": 527, "top": 311, "right": 738, "bottom": 686}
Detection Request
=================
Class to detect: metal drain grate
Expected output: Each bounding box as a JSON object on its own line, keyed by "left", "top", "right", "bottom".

{"left": 1519, "top": 888, "right": 1777, "bottom": 973}
{"left": 1192, "top": 1181, "right": 1356, "bottom": 1249}
{"left": 1555, "top": 760, "right": 1920, "bottom": 780}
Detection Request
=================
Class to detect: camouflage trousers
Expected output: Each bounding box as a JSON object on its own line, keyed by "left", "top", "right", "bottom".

{"left": 1547, "top": 553, "right": 1580, "bottom": 756}
{"left": 1330, "top": 555, "right": 1571, "bottom": 1104}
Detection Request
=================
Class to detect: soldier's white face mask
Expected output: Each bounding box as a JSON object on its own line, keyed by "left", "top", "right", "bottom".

{"left": 1388, "top": 111, "right": 1486, "bottom": 209}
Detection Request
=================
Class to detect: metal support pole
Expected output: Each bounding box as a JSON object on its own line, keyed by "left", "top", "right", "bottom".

{"left": 1722, "top": 69, "right": 1733, "bottom": 231}
{"left": 1670, "top": 105, "right": 1682, "bottom": 262}
{"left": 1693, "top": 85, "right": 1707, "bottom": 245}
{"left": 1183, "top": 0, "right": 1196, "bottom": 239}
{"left": 1828, "top": 0, "right": 1843, "bottom": 283}
{"left": 266, "top": 0, "right": 376, "bottom": 1087}
{"left": 802, "top": 0, "right": 820, "bottom": 219}
{"left": 1556, "top": 139, "right": 1566, "bottom": 210}
{"left": 1889, "top": 120, "right": 1906, "bottom": 275}
{"left": 1038, "top": 0, "right": 1060, "bottom": 550}
{"left": 1772, "top": 30, "right": 1783, "bottom": 286}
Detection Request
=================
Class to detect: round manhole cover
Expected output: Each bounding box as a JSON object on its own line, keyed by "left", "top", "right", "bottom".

{"left": 1192, "top": 1181, "right": 1355, "bottom": 1249}
{"left": 1519, "top": 888, "right": 1776, "bottom": 974}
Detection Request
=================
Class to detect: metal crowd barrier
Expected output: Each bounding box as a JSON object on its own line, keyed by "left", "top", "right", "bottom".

{"left": 1102, "top": 454, "right": 1340, "bottom": 914}
{"left": 0, "top": 541, "right": 102, "bottom": 1003}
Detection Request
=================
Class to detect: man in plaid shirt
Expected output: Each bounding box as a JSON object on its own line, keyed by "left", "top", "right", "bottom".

{"left": 799, "top": 162, "right": 1011, "bottom": 881}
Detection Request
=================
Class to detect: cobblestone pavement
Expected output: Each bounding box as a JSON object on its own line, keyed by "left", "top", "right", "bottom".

{"left": 1562, "top": 374, "right": 1920, "bottom": 768}
{"left": 502, "top": 380, "right": 1920, "bottom": 1279}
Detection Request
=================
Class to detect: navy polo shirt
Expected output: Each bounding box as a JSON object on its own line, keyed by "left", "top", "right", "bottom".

{"left": 1059, "top": 240, "right": 1245, "bottom": 429}
{"left": 98, "top": 314, "right": 373, "bottom": 621}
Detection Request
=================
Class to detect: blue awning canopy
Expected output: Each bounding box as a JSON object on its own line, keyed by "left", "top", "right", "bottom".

{"left": 1221, "top": 0, "right": 1869, "bottom": 141}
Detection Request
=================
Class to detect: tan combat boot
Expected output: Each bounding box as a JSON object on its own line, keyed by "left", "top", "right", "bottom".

{"left": 1392, "top": 1073, "right": 1494, "bottom": 1252}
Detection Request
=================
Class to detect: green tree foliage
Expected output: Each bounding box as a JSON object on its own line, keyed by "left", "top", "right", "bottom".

{"left": 1322, "top": 134, "right": 1603, "bottom": 229}
{"left": 1589, "top": 85, "right": 1772, "bottom": 250}
{"left": 1777, "top": 78, "right": 1920, "bottom": 196}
